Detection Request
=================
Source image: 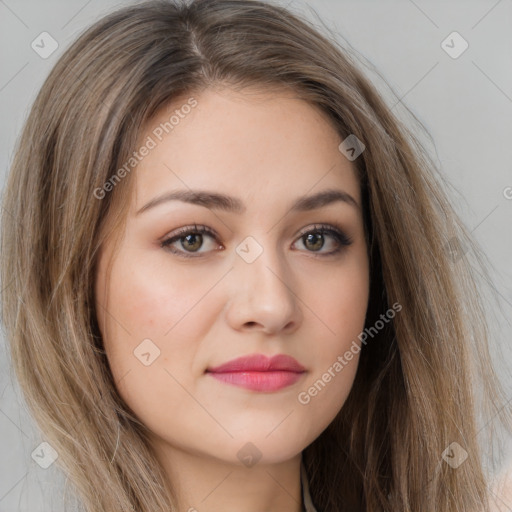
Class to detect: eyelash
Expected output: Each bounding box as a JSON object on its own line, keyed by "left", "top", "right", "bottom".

{"left": 160, "top": 223, "right": 353, "bottom": 259}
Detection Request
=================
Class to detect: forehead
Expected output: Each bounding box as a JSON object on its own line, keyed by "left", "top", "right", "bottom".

{"left": 129, "top": 86, "right": 360, "bottom": 213}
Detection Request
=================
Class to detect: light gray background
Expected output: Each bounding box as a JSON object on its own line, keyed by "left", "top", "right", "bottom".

{"left": 1, "top": 0, "right": 511, "bottom": 510}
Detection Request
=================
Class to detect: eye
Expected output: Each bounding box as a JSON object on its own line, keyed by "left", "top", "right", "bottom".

{"left": 160, "top": 224, "right": 220, "bottom": 258}
{"left": 292, "top": 223, "right": 353, "bottom": 256}
{"left": 160, "top": 223, "right": 353, "bottom": 258}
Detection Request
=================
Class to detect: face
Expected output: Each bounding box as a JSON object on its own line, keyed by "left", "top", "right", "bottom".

{"left": 94, "top": 85, "right": 369, "bottom": 469}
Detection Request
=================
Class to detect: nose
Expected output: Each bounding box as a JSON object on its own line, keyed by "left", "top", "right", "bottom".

{"left": 224, "top": 240, "right": 303, "bottom": 335}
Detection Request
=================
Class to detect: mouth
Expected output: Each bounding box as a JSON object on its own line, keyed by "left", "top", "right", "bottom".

{"left": 205, "top": 353, "right": 306, "bottom": 392}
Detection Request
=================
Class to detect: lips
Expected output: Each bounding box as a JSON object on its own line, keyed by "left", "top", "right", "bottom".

{"left": 206, "top": 353, "right": 306, "bottom": 373}
{"left": 205, "top": 353, "right": 306, "bottom": 392}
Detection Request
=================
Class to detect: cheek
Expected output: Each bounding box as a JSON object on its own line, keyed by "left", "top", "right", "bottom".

{"left": 295, "top": 261, "right": 369, "bottom": 420}
{"left": 96, "top": 250, "right": 220, "bottom": 420}
{"left": 104, "top": 246, "right": 219, "bottom": 338}
{"left": 321, "top": 277, "right": 368, "bottom": 333}
{"left": 314, "top": 255, "right": 370, "bottom": 343}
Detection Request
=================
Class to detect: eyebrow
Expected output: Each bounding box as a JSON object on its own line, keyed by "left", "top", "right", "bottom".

{"left": 135, "top": 188, "right": 359, "bottom": 216}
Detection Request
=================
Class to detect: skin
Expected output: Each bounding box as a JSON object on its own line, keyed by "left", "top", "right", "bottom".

{"left": 94, "top": 85, "right": 370, "bottom": 512}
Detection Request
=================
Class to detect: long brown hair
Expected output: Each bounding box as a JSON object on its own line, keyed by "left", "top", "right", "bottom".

{"left": 1, "top": 0, "right": 510, "bottom": 510}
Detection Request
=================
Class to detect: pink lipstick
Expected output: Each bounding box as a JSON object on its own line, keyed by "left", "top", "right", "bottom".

{"left": 205, "top": 353, "right": 306, "bottom": 392}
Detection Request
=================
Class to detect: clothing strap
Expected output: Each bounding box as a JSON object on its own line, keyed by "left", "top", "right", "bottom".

{"left": 301, "top": 460, "right": 319, "bottom": 512}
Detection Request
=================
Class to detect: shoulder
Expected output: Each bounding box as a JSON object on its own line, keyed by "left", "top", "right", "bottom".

{"left": 489, "top": 464, "right": 512, "bottom": 511}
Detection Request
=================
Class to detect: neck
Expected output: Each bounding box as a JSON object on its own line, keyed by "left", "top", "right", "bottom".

{"left": 151, "top": 439, "right": 304, "bottom": 512}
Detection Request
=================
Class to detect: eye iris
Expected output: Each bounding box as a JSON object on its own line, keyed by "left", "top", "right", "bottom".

{"left": 304, "top": 232, "right": 324, "bottom": 251}
{"left": 182, "top": 233, "right": 203, "bottom": 252}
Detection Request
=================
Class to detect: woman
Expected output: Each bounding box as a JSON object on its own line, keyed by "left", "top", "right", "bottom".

{"left": 1, "top": 0, "right": 510, "bottom": 511}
